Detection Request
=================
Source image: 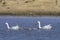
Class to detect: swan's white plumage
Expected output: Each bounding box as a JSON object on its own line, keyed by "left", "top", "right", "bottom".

{"left": 5, "top": 22, "right": 19, "bottom": 30}
{"left": 5, "top": 21, "right": 52, "bottom": 30}
{"left": 42, "top": 24, "right": 52, "bottom": 30}
{"left": 37, "top": 21, "right": 42, "bottom": 29}
{"left": 37, "top": 21, "right": 52, "bottom": 30}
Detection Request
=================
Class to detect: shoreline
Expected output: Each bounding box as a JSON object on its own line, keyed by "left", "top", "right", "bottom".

{"left": 0, "top": 14, "right": 60, "bottom": 17}
{"left": 0, "top": 12, "right": 60, "bottom": 16}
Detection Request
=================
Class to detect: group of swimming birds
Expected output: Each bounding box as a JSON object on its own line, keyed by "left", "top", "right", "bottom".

{"left": 5, "top": 21, "right": 52, "bottom": 30}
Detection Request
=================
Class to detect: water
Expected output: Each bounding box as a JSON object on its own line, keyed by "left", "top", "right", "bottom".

{"left": 0, "top": 16, "right": 60, "bottom": 40}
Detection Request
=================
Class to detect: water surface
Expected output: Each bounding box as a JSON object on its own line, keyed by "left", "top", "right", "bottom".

{"left": 0, "top": 16, "right": 60, "bottom": 40}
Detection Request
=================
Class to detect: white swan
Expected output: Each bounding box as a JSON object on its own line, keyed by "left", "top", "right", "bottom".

{"left": 5, "top": 22, "right": 19, "bottom": 30}
{"left": 37, "top": 21, "right": 52, "bottom": 30}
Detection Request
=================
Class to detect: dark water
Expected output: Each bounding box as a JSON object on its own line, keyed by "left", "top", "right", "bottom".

{"left": 0, "top": 16, "right": 60, "bottom": 40}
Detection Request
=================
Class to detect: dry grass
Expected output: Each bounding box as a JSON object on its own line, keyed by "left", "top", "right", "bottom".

{"left": 0, "top": 0, "right": 60, "bottom": 16}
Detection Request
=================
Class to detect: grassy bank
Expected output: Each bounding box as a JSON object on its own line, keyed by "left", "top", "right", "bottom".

{"left": 0, "top": 0, "right": 60, "bottom": 16}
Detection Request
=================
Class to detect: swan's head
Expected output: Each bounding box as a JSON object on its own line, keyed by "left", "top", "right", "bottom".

{"left": 5, "top": 22, "right": 8, "bottom": 25}
{"left": 37, "top": 21, "right": 40, "bottom": 23}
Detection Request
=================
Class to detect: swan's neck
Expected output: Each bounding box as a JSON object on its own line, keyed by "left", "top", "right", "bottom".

{"left": 6, "top": 23, "right": 10, "bottom": 29}
{"left": 38, "top": 21, "right": 42, "bottom": 29}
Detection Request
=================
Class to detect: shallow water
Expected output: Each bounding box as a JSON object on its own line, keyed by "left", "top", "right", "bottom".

{"left": 0, "top": 16, "right": 60, "bottom": 40}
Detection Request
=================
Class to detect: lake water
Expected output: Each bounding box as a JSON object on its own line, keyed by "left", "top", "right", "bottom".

{"left": 0, "top": 16, "right": 60, "bottom": 40}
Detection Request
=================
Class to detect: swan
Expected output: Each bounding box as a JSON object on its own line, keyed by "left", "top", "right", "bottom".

{"left": 37, "top": 21, "right": 52, "bottom": 30}
{"left": 5, "top": 22, "right": 19, "bottom": 30}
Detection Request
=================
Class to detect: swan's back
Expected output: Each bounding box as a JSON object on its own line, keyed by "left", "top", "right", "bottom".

{"left": 42, "top": 24, "right": 52, "bottom": 30}
{"left": 11, "top": 25, "right": 19, "bottom": 30}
